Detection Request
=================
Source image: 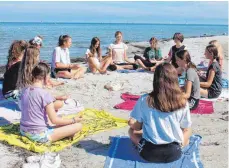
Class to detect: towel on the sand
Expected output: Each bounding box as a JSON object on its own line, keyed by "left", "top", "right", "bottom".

{"left": 0, "top": 108, "right": 127, "bottom": 153}
{"left": 114, "top": 93, "right": 217, "bottom": 114}
{"left": 117, "top": 69, "right": 146, "bottom": 73}
{"left": 104, "top": 135, "right": 203, "bottom": 168}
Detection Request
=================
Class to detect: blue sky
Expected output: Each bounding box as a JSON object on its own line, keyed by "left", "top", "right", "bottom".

{"left": 0, "top": 1, "right": 228, "bottom": 25}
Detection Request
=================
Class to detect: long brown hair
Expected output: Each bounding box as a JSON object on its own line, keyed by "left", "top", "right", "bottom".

{"left": 17, "top": 46, "right": 40, "bottom": 88}
{"left": 32, "top": 62, "right": 50, "bottom": 82}
{"left": 209, "top": 40, "right": 223, "bottom": 59}
{"left": 206, "top": 44, "right": 219, "bottom": 62}
{"left": 7, "top": 40, "right": 28, "bottom": 69}
{"left": 147, "top": 63, "right": 186, "bottom": 112}
{"left": 175, "top": 50, "right": 197, "bottom": 69}
{"left": 89, "top": 37, "right": 101, "bottom": 57}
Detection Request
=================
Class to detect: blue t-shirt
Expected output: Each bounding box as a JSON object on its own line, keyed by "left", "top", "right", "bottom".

{"left": 130, "top": 94, "right": 192, "bottom": 144}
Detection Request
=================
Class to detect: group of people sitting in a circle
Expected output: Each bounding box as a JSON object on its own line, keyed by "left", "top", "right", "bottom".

{"left": 1, "top": 31, "right": 224, "bottom": 163}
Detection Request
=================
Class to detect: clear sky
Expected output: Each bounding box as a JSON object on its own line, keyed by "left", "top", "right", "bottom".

{"left": 0, "top": 1, "right": 228, "bottom": 25}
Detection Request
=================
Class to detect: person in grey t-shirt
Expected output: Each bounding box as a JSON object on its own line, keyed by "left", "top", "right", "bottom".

{"left": 176, "top": 50, "right": 200, "bottom": 110}
{"left": 200, "top": 45, "right": 222, "bottom": 98}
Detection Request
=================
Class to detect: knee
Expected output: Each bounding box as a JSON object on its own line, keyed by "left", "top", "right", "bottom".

{"left": 128, "top": 128, "right": 134, "bottom": 137}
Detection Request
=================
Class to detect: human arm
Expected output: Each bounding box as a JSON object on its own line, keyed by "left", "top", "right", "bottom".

{"left": 200, "top": 69, "right": 215, "bottom": 88}
{"left": 46, "top": 102, "right": 82, "bottom": 126}
{"left": 183, "top": 80, "right": 192, "bottom": 99}
{"left": 180, "top": 103, "right": 192, "bottom": 146}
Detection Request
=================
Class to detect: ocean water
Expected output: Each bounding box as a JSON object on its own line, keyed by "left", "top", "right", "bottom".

{"left": 0, "top": 22, "right": 227, "bottom": 65}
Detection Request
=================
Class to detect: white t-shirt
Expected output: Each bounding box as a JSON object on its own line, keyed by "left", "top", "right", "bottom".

{"left": 130, "top": 94, "right": 192, "bottom": 145}
{"left": 109, "top": 42, "right": 128, "bottom": 64}
{"left": 85, "top": 49, "right": 100, "bottom": 67}
{"left": 51, "top": 46, "right": 71, "bottom": 69}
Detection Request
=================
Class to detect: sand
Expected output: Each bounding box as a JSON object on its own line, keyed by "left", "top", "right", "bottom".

{"left": 0, "top": 36, "right": 228, "bottom": 168}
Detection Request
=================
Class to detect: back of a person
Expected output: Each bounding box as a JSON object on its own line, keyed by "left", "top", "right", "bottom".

{"left": 137, "top": 94, "right": 189, "bottom": 145}
{"left": 129, "top": 63, "right": 191, "bottom": 163}
{"left": 2, "top": 61, "right": 21, "bottom": 95}
{"left": 20, "top": 87, "right": 49, "bottom": 133}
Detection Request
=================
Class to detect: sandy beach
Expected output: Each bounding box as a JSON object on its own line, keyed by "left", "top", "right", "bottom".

{"left": 0, "top": 35, "right": 228, "bottom": 168}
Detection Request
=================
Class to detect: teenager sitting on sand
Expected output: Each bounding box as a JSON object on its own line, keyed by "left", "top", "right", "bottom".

{"left": 86, "top": 37, "right": 112, "bottom": 74}
{"left": 29, "top": 35, "right": 64, "bottom": 88}
{"left": 176, "top": 50, "right": 200, "bottom": 110}
{"left": 20, "top": 62, "right": 82, "bottom": 143}
{"left": 166, "top": 32, "right": 187, "bottom": 75}
{"left": 128, "top": 63, "right": 192, "bottom": 163}
{"left": 2, "top": 40, "right": 28, "bottom": 101}
{"left": 51, "top": 35, "right": 86, "bottom": 79}
{"left": 108, "top": 31, "right": 138, "bottom": 71}
{"left": 208, "top": 40, "right": 224, "bottom": 71}
{"left": 200, "top": 44, "right": 222, "bottom": 99}
{"left": 134, "top": 37, "right": 164, "bottom": 71}
{"left": 17, "top": 46, "right": 67, "bottom": 111}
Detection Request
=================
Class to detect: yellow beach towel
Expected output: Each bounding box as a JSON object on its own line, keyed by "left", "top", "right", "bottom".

{"left": 0, "top": 108, "right": 127, "bottom": 153}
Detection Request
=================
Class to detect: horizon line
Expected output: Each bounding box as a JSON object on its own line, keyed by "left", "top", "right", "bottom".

{"left": 0, "top": 21, "right": 227, "bottom": 26}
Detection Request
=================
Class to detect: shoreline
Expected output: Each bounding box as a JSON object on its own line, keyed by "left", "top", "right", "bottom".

{"left": 0, "top": 34, "right": 227, "bottom": 75}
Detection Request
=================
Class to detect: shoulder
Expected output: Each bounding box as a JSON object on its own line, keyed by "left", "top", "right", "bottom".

{"left": 54, "top": 46, "right": 61, "bottom": 52}
{"left": 187, "top": 67, "right": 196, "bottom": 74}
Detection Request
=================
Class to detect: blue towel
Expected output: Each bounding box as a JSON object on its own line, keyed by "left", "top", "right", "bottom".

{"left": 117, "top": 69, "right": 146, "bottom": 73}
{"left": 0, "top": 81, "right": 3, "bottom": 90}
{"left": 104, "top": 135, "right": 203, "bottom": 168}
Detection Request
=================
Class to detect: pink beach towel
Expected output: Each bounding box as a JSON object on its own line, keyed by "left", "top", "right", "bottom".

{"left": 114, "top": 93, "right": 214, "bottom": 114}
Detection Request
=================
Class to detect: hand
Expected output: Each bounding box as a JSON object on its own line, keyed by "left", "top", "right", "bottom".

{"left": 56, "top": 95, "right": 70, "bottom": 101}
{"left": 74, "top": 116, "right": 83, "bottom": 122}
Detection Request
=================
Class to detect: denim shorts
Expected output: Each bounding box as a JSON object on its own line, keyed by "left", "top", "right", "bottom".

{"left": 20, "top": 127, "right": 54, "bottom": 143}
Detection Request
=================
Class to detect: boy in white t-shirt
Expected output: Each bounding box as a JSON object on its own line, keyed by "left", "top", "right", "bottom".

{"left": 108, "top": 31, "right": 138, "bottom": 70}
{"left": 51, "top": 35, "right": 86, "bottom": 79}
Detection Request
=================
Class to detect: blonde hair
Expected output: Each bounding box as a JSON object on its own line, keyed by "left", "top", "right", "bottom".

{"left": 17, "top": 46, "right": 40, "bottom": 88}
{"left": 209, "top": 40, "right": 224, "bottom": 59}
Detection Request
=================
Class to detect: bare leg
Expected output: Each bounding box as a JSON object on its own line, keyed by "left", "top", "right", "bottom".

{"left": 56, "top": 71, "right": 73, "bottom": 79}
{"left": 200, "top": 88, "right": 208, "bottom": 98}
{"left": 72, "top": 67, "right": 87, "bottom": 79}
{"left": 128, "top": 128, "right": 142, "bottom": 146}
{"left": 100, "top": 56, "right": 112, "bottom": 71}
{"left": 135, "top": 59, "right": 148, "bottom": 70}
{"left": 49, "top": 123, "right": 82, "bottom": 142}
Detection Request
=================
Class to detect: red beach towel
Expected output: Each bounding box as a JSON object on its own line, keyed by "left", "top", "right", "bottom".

{"left": 114, "top": 93, "right": 214, "bottom": 114}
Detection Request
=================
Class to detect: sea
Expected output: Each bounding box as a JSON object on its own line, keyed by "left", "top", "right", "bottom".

{"left": 0, "top": 22, "right": 227, "bottom": 65}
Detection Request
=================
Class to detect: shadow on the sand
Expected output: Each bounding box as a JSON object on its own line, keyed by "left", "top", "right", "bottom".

{"left": 72, "top": 139, "right": 110, "bottom": 156}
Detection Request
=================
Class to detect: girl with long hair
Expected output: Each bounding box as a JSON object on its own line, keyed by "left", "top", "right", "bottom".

{"left": 200, "top": 44, "right": 222, "bottom": 98}
{"left": 128, "top": 63, "right": 192, "bottom": 163}
{"left": 209, "top": 40, "right": 224, "bottom": 71}
{"left": 86, "top": 37, "right": 112, "bottom": 74}
{"left": 20, "top": 62, "right": 82, "bottom": 143}
{"left": 2, "top": 40, "right": 28, "bottom": 100}
{"left": 176, "top": 50, "right": 200, "bottom": 110}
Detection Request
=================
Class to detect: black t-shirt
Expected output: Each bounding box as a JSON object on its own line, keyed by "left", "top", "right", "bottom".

{"left": 206, "top": 61, "right": 222, "bottom": 94}
{"left": 2, "top": 61, "right": 21, "bottom": 95}
{"left": 171, "top": 45, "right": 186, "bottom": 68}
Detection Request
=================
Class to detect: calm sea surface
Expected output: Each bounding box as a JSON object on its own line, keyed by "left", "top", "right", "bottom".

{"left": 0, "top": 22, "right": 227, "bottom": 65}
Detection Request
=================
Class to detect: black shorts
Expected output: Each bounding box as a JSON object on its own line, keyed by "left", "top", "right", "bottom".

{"left": 51, "top": 68, "right": 71, "bottom": 78}
{"left": 108, "top": 63, "right": 138, "bottom": 71}
{"left": 208, "top": 89, "right": 221, "bottom": 99}
{"left": 134, "top": 55, "right": 156, "bottom": 67}
{"left": 138, "top": 138, "right": 182, "bottom": 163}
{"left": 188, "top": 96, "right": 199, "bottom": 110}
